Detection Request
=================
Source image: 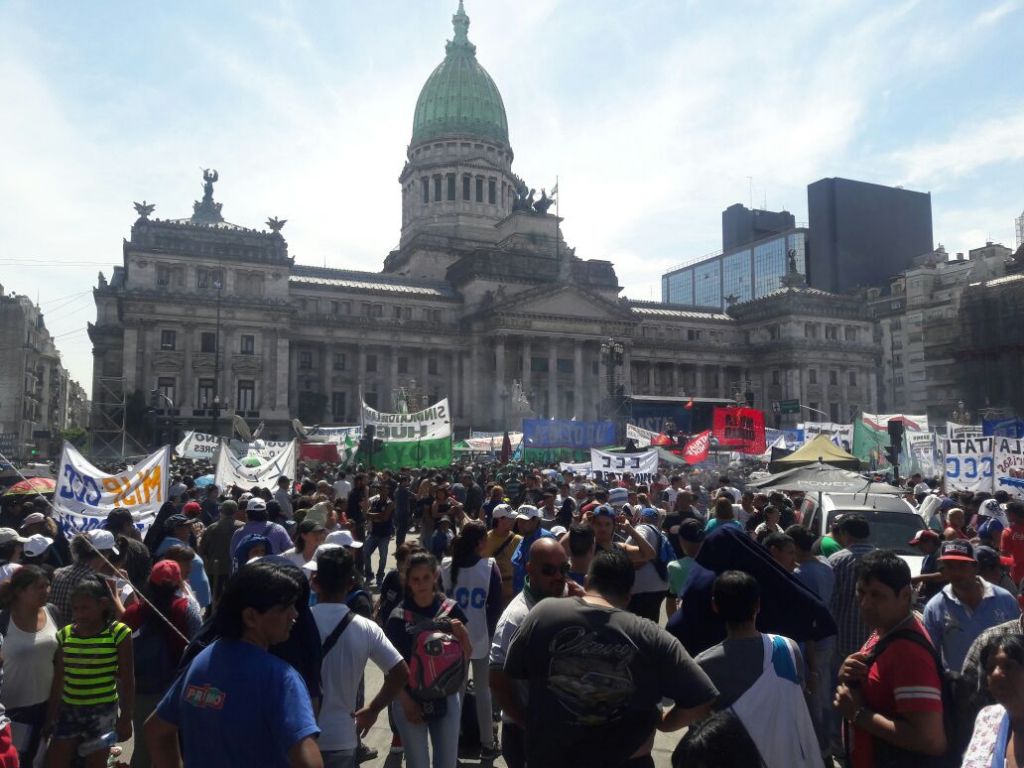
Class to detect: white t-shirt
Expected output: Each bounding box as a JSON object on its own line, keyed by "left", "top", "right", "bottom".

{"left": 312, "top": 603, "right": 404, "bottom": 752}
{"left": 282, "top": 548, "right": 308, "bottom": 568}
{"left": 333, "top": 479, "right": 352, "bottom": 500}
{"left": 440, "top": 557, "right": 496, "bottom": 660}
{"left": 488, "top": 589, "right": 534, "bottom": 723}
{"left": 1, "top": 606, "right": 59, "bottom": 708}
{"left": 628, "top": 524, "right": 669, "bottom": 594}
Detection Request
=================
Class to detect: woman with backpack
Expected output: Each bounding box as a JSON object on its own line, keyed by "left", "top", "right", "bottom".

{"left": 121, "top": 560, "right": 200, "bottom": 768}
{"left": 440, "top": 521, "right": 502, "bottom": 761}
{"left": 0, "top": 566, "right": 59, "bottom": 765}
{"left": 384, "top": 552, "right": 472, "bottom": 768}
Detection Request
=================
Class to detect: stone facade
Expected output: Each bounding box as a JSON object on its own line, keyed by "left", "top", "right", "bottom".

{"left": 87, "top": 3, "right": 881, "bottom": 443}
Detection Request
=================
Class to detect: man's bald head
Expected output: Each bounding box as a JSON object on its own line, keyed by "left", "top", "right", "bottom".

{"left": 526, "top": 536, "right": 569, "bottom": 599}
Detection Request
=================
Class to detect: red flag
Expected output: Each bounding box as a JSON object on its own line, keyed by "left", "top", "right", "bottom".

{"left": 651, "top": 433, "right": 673, "bottom": 447}
{"left": 712, "top": 407, "right": 766, "bottom": 454}
{"left": 684, "top": 398, "right": 694, "bottom": 409}
{"left": 682, "top": 430, "right": 711, "bottom": 464}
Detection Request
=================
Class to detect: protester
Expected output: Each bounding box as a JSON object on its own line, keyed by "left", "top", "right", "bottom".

{"left": 155, "top": 515, "right": 211, "bottom": 611}
{"left": 696, "top": 570, "right": 822, "bottom": 767}
{"left": 228, "top": 498, "right": 292, "bottom": 567}
{"left": 145, "top": 561, "right": 322, "bottom": 767}
{"left": 670, "top": 709, "right": 764, "bottom": 768}
{"left": 285, "top": 519, "right": 328, "bottom": 568}
{"left": 828, "top": 514, "right": 876, "bottom": 664}
{"left": 833, "top": 550, "right": 947, "bottom": 768}
{"left": 440, "top": 521, "right": 502, "bottom": 760}
{"left": 908, "top": 528, "right": 944, "bottom": 602}
{"left": 0, "top": 565, "right": 59, "bottom": 764}
{"left": 508, "top": 505, "right": 556, "bottom": 595}
{"left": 311, "top": 547, "right": 408, "bottom": 768}
{"left": 363, "top": 481, "right": 396, "bottom": 588}
{"left": 704, "top": 497, "right": 742, "bottom": 534}
{"left": 50, "top": 531, "right": 123, "bottom": 626}
{"left": 665, "top": 520, "right": 704, "bottom": 616}
{"left": 196, "top": 498, "right": 241, "bottom": 605}
{"left": 43, "top": 575, "right": 134, "bottom": 768}
{"left": 627, "top": 506, "right": 670, "bottom": 622}
{"left": 565, "top": 522, "right": 595, "bottom": 586}
{"left": 961, "top": 633, "right": 1024, "bottom": 767}
{"left": 922, "top": 539, "right": 1019, "bottom": 672}
{"left": 976, "top": 544, "right": 1019, "bottom": 595}
{"left": 480, "top": 504, "right": 520, "bottom": 606}
{"left": 503, "top": 548, "right": 718, "bottom": 768}
{"left": 383, "top": 552, "right": 471, "bottom": 768}
{"left": 999, "top": 501, "right": 1024, "bottom": 587}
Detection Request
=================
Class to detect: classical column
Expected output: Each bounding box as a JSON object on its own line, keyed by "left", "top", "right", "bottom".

{"left": 123, "top": 327, "right": 139, "bottom": 393}
{"left": 388, "top": 348, "right": 399, "bottom": 408}
{"left": 356, "top": 344, "right": 366, "bottom": 409}
{"left": 494, "top": 336, "right": 506, "bottom": 429}
{"left": 521, "top": 337, "right": 531, "bottom": 394}
{"left": 321, "top": 343, "right": 331, "bottom": 398}
{"left": 264, "top": 330, "right": 277, "bottom": 412}
{"left": 448, "top": 350, "right": 458, "bottom": 419}
{"left": 140, "top": 323, "right": 154, "bottom": 394}
{"left": 718, "top": 366, "right": 727, "bottom": 398}
{"left": 573, "top": 340, "right": 584, "bottom": 419}
{"left": 220, "top": 326, "right": 234, "bottom": 410}
{"left": 548, "top": 343, "right": 558, "bottom": 419}
{"left": 288, "top": 343, "right": 299, "bottom": 415}
{"left": 622, "top": 345, "right": 632, "bottom": 396}
{"left": 274, "top": 333, "right": 288, "bottom": 415}
{"left": 181, "top": 323, "right": 194, "bottom": 412}
{"left": 869, "top": 369, "right": 879, "bottom": 412}
{"left": 670, "top": 364, "right": 678, "bottom": 397}
{"left": 469, "top": 337, "right": 480, "bottom": 426}
{"left": 647, "top": 362, "right": 655, "bottom": 395}
{"left": 421, "top": 348, "right": 431, "bottom": 402}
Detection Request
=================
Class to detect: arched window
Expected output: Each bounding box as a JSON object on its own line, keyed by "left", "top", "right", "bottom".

{"left": 475, "top": 177, "right": 484, "bottom": 202}
{"left": 421, "top": 178, "right": 429, "bottom": 204}
{"left": 446, "top": 173, "right": 456, "bottom": 201}
{"left": 463, "top": 174, "right": 471, "bottom": 200}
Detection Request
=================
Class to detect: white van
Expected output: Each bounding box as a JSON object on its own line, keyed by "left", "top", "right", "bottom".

{"left": 800, "top": 493, "right": 926, "bottom": 576}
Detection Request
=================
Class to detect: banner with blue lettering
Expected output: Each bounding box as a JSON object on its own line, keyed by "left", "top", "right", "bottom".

{"left": 983, "top": 419, "right": 1024, "bottom": 438}
{"left": 522, "top": 420, "right": 615, "bottom": 450}
{"left": 994, "top": 438, "right": 1024, "bottom": 500}
{"left": 943, "top": 437, "right": 994, "bottom": 493}
{"left": 54, "top": 443, "right": 170, "bottom": 535}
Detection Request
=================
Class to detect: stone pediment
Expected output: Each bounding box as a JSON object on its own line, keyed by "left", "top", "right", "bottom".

{"left": 493, "top": 284, "right": 634, "bottom": 322}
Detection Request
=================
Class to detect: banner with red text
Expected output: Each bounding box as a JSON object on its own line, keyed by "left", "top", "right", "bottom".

{"left": 683, "top": 430, "right": 712, "bottom": 464}
{"left": 712, "top": 408, "right": 766, "bottom": 455}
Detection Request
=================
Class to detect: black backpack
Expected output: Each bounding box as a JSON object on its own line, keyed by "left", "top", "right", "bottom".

{"left": 859, "top": 628, "right": 961, "bottom": 768}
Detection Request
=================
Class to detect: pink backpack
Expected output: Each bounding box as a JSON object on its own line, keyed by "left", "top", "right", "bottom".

{"left": 404, "top": 599, "right": 465, "bottom": 700}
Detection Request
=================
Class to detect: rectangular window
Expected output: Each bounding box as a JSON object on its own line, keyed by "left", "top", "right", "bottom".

{"left": 428, "top": 357, "right": 438, "bottom": 375}
{"left": 829, "top": 370, "right": 838, "bottom": 386}
{"left": 339, "top": 301, "right": 351, "bottom": 315}
{"left": 809, "top": 402, "right": 819, "bottom": 414}
{"left": 687, "top": 329, "right": 702, "bottom": 341}
{"left": 197, "top": 378, "right": 215, "bottom": 409}
{"left": 531, "top": 356, "right": 549, "bottom": 372}
{"left": 830, "top": 403, "right": 840, "bottom": 422}
{"left": 362, "top": 303, "right": 372, "bottom": 316}
{"left": 237, "top": 380, "right": 256, "bottom": 412}
{"left": 446, "top": 173, "right": 456, "bottom": 201}
{"left": 556, "top": 358, "right": 574, "bottom": 373}
{"left": 398, "top": 356, "right": 409, "bottom": 374}
{"left": 364, "top": 391, "right": 378, "bottom": 409}
{"left": 421, "top": 178, "right": 429, "bottom": 204}
{"left": 331, "top": 301, "right": 339, "bottom": 315}
{"left": 845, "top": 327, "right": 858, "bottom": 342}
{"left": 332, "top": 392, "right": 346, "bottom": 420}
{"left": 157, "top": 377, "right": 176, "bottom": 407}
{"left": 475, "top": 177, "right": 484, "bottom": 202}
{"left": 848, "top": 370, "right": 857, "bottom": 386}
{"left": 463, "top": 175, "right": 471, "bottom": 200}
{"left": 196, "top": 268, "right": 224, "bottom": 292}
{"left": 393, "top": 306, "right": 403, "bottom": 319}
{"left": 156, "top": 266, "right": 172, "bottom": 287}
{"left": 825, "top": 325, "right": 838, "bottom": 340}
{"left": 366, "top": 354, "right": 378, "bottom": 373}
{"left": 808, "top": 369, "right": 817, "bottom": 385}
{"left": 240, "top": 334, "right": 255, "bottom": 355}
{"left": 160, "top": 330, "right": 177, "bottom": 351}
{"left": 299, "top": 351, "right": 312, "bottom": 370}
{"left": 200, "top": 332, "right": 216, "bottom": 354}
{"left": 333, "top": 353, "right": 346, "bottom": 371}
{"left": 488, "top": 179, "right": 496, "bottom": 204}
{"left": 433, "top": 176, "right": 442, "bottom": 202}
{"left": 372, "top": 304, "right": 383, "bottom": 318}
{"left": 772, "top": 370, "right": 780, "bottom": 385}
{"left": 804, "top": 324, "right": 818, "bottom": 339}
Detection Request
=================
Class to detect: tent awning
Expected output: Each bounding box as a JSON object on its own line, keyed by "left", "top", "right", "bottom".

{"left": 768, "top": 433, "right": 860, "bottom": 473}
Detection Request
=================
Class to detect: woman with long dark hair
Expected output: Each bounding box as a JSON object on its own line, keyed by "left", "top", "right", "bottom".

{"left": 121, "top": 560, "right": 200, "bottom": 767}
{"left": 440, "top": 521, "right": 503, "bottom": 760}
{"left": 0, "top": 566, "right": 59, "bottom": 764}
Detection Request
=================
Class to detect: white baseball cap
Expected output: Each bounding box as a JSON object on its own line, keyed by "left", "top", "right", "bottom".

{"left": 515, "top": 505, "right": 541, "bottom": 521}
{"left": 325, "top": 529, "right": 363, "bottom": 549}
{"left": 23, "top": 534, "right": 53, "bottom": 558}
{"left": 0, "top": 528, "right": 30, "bottom": 547}
{"left": 84, "top": 529, "right": 119, "bottom": 555}
{"left": 491, "top": 504, "right": 513, "bottom": 520}
{"left": 301, "top": 543, "right": 343, "bottom": 573}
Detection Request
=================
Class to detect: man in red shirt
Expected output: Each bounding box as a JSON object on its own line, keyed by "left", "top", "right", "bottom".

{"left": 834, "top": 550, "right": 947, "bottom": 768}
{"left": 999, "top": 501, "right": 1024, "bottom": 588}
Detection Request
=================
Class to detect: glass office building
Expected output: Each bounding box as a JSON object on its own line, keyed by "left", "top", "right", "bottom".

{"left": 661, "top": 230, "right": 808, "bottom": 310}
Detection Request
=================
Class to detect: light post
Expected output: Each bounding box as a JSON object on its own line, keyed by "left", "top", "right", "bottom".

{"left": 600, "top": 338, "right": 625, "bottom": 441}
{"left": 212, "top": 278, "right": 223, "bottom": 436}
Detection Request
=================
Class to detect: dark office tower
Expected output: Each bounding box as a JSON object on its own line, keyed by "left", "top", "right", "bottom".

{"left": 806, "top": 178, "right": 933, "bottom": 293}
{"left": 722, "top": 204, "right": 796, "bottom": 251}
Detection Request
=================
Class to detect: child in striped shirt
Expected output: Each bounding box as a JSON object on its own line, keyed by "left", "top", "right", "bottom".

{"left": 43, "top": 575, "right": 134, "bottom": 767}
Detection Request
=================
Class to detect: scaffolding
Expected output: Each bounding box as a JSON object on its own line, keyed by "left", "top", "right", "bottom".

{"left": 1016, "top": 210, "right": 1023, "bottom": 249}
{"left": 89, "top": 376, "right": 127, "bottom": 459}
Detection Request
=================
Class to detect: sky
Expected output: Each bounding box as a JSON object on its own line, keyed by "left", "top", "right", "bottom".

{"left": 2, "top": 0, "right": 1023, "bottom": 390}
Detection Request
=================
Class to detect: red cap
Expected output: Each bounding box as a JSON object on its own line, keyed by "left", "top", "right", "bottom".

{"left": 908, "top": 529, "right": 940, "bottom": 545}
{"left": 183, "top": 501, "right": 202, "bottom": 517}
{"left": 150, "top": 560, "right": 182, "bottom": 587}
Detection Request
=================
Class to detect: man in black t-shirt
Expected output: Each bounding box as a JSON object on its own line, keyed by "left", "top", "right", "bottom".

{"left": 503, "top": 549, "right": 717, "bottom": 768}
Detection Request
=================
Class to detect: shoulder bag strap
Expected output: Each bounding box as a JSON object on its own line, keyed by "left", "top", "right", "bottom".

{"left": 493, "top": 533, "right": 516, "bottom": 558}
{"left": 321, "top": 610, "right": 356, "bottom": 657}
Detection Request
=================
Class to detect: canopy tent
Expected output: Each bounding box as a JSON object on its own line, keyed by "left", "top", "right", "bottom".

{"left": 768, "top": 434, "right": 860, "bottom": 473}
{"left": 749, "top": 461, "right": 900, "bottom": 495}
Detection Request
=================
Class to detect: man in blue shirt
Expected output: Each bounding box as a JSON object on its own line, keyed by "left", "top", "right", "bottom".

{"left": 923, "top": 539, "right": 1020, "bottom": 671}
{"left": 509, "top": 505, "right": 556, "bottom": 594}
{"left": 145, "top": 561, "right": 322, "bottom": 768}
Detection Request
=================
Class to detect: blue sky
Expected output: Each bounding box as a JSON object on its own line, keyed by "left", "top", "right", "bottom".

{"left": 2, "top": 0, "right": 1023, "bottom": 388}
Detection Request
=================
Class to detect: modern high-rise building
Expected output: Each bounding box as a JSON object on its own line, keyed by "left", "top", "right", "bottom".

{"left": 806, "top": 177, "right": 933, "bottom": 294}
{"left": 721, "top": 204, "right": 796, "bottom": 251}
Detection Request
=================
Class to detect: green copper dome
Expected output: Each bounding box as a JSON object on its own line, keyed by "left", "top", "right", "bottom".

{"left": 411, "top": 2, "right": 509, "bottom": 146}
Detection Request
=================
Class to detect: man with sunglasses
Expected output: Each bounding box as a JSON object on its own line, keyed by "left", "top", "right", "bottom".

{"left": 490, "top": 537, "right": 578, "bottom": 768}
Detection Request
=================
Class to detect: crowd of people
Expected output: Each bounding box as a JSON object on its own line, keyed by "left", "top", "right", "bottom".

{"left": 0, "top": 457, "right": 1023, "bottom": 767}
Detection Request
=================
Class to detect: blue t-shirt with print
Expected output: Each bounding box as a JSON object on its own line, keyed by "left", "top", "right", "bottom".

{"left": 156, "top": 638, "right": 319, "bottom": 767}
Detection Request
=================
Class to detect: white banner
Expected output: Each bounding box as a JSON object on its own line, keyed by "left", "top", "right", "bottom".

{"left": 626, "top": 424, "right": 659, "bottom": 448}
{"left": 943, "top": 437, "right": 994, "bottom": 493}
{"left": 800, "top": 422, "right": 853, "bottom": 450}
{"left": 315, "top": 426, "right": 362, "bottom": 444}
{"left": 175, "top": 431, "right": 294, "bottom": 463}
{"left": 589, "top": 448, "right": 659, "bottom": 484}
{"left": 946, "top": 422, "right": 983, "bottom": 439}
{"left": 906, "top": 430, "right": 939, "bottom": 478}
{"left": 54, "top": 443, "right": 170, "bottom": 535}
{"left": 860, "top": 413, "right": 929, "bottom": 432}
{"left": 361, "top": 398, "right": 452, "bottom": 441}
{"left": 559, "top": 461, "right": 592, "bottom": 476}
{"left": 213, "top": 440, "right": 298, "bottom": 491}
{"left": 463, "top": 433, "right": 523, "bottom": 452}
{"left": 994, "top": 437, "right": 1024, "bottom": 500}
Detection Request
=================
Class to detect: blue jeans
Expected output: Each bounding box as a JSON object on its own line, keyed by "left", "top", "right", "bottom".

{"left": 391, "top": 693, "right": 461, "bottom": 768}
{"left": 363, "top": 533, "right": 391, "bottom": 585}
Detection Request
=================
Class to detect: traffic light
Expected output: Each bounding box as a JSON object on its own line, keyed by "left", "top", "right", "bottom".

{"left": 887, "top": 419, "right": 905, "bottom": 449}
{"left": 884, "top": 445, "right": 901, "bottom": 468}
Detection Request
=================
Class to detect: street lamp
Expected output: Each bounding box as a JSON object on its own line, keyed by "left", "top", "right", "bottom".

{"left": 212, "top": 278, "right": 223, "bottom": 436}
